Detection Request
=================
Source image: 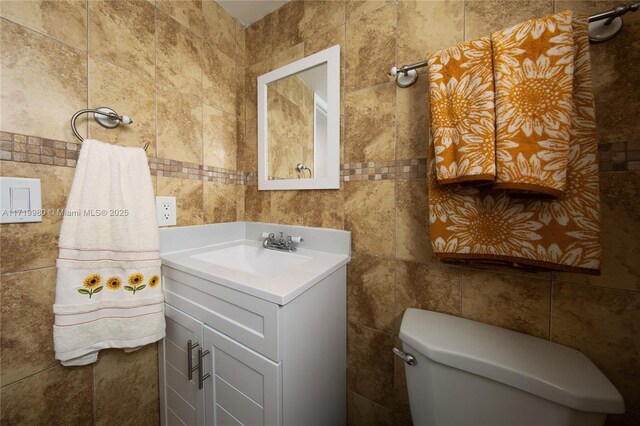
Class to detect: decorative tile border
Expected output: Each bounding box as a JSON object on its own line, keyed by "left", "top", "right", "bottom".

{"left": 598, "top": 142, "right": 640, "bottom": 171}
{"left": 2, "top": 131, "right": 638, "bottom": 186}
{"left": 0, "top": 131, "right": 246, "bottom": 185}
{"left": 341, "top": 158, "right": 428, "bottom": 181}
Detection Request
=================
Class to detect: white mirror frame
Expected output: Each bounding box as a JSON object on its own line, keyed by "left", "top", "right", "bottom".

{"left": 257, "top": 45, "right": 341, "bottom": 190}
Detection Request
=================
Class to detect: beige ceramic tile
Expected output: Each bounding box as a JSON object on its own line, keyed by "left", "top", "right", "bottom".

{"left": 156, "top": 87, "right": 202, "bottom": 164}
{"left": 344, "top": 180, "right": 395, "bottom": 257}
{"left": 397, "top": 0, "right": 463, "bottom": 67}
{"left": 157, "top": 176, "right": 203, "bottom": 226}
{"left": 556, "top": 0, "right": 640, "bottom": 24}
{"left": 88, "top": 57, "right": 155, "bottom": 151}
{"left": 237, "top": 119, "right": 258, "bottom": 172}
{"left": 236, "top": 185, "right": 245, "bottom": 221}
{"left": 88, "top": 0, "right": 155, "bottom": 80}
{"left": 348, "top": 391, "right": 393, "bottom": 426}
{"left": 235, "top": 115, "right": 247, "bottom": 169}
{"left": 345, "top": 3, "right": 396, "bottom": 91}
{"left": 555, "top": 172, "right": 640, "bottom": 291}
{"left": 203, "top": 0, "right": 236, "bottom": 58}
{"left": 464, "top": 0, "right": 553, "bottom": 40}
{"left": 301, "top": 0, "right": 345, "bottom": 40}
{"left": 348, "top": 322, "right": 395, "bottom": 408}
{"left": 305, "top": 23, "right": 346, "bottom": 57}
{"left": 203, "top": 182, "right": 237, "bottom": 224}
{"left": 203, "top": 42, "right": 236, "bottom": 115}
{"left": 347, "top": 253, "right": 395, "bottom": 333}
{"left": 236, "top": 66, "right": 246, "bottom": 120}
{"left": 396, "top": 76, "right": 429, "bottom": 159}
{"left": 235, "top": 20, "right": 246, "bottom": 66}
{"left": 1, "top": 19, "right": 87, "bottom": 142}
{"left": 94, "top": 344, "right": 159, "bottom": 426}
{"left": 346, "top": 0, "right": 393, "bottom": 21}
{"left": 589, "top": 22, "right": 640, "bottom": 143}
{"left": 0, "top": 364, "right": 93, "bottom": 425}
{"left": 272, "top": 0, "right": 304, "bottom": 51}
{"left": 345, "top": 82, "right": 395, "bottom": 162}
{"left": 0, "top": 268, "right": 57, "bottom": 386}
{"left": 305, "top": 189, "right": 345, "bottom": 229}
{"left": 239, "top": 117, "right": 258, "bottom": 172}
{"left": 270, "top": 191, "right": 308, "bottom": 226}
{"left": 396, "top": 179, "right": 431, "bottom": 263}
{"left": 243, "top": 184, "right": 271, "bottom": 222}
{"left": 203, "top": 105, "right": 236, "bottom": 170}
{"left": 157, "top": 0, "right": 203, "bottom": 35}
{"left": 0, "top": 0, "right": 87, "bottom": 50}
{"left": 246, "top": 13, "right": 272, "bottom": 65}
{"left": 395, "top": 260, "right": 462, "bottom": 331}
{"left": 0, "top": 161, "right": 74, "bottom": 273}
{"left": 245, "top": 58, "right": 273, "bottom": 123}
{"left": 272, "top": 42, "right": 305, "bottom": 69}
{"left": 461, "top": 268, "right": 551, "bottom": 338}
{"left": 156, "top": 10, "right": 202, "bottom": 98}
{"left": 119, "top": 400, "right": 161, "bottom": 426}
{"left": 552, "top": 283, "right": 640, "bottom": 411}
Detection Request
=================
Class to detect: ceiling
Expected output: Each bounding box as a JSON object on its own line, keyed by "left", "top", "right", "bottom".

{"left": 217, "top": 0, "right": 290, "bottom": 27}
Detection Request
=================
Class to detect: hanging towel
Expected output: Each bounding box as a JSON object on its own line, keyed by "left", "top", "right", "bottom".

{"left": 428, "top": 14, "right": 601, "bottom": 274}
{"left": 491, "top": 11, "right": 575, "bottom": 198}
{"left": 53, "top": 139, "right": 165, "bottom": 366}
{"left": 427, "top": 36, "right": 496, "bottom": 184}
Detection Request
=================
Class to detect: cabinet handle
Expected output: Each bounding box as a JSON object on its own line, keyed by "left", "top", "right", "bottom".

{"left": 197, "top": 348, "right": 211, "bottom": 390}
{"left": 187, "top": 340, "right": 199, "bottom": 380}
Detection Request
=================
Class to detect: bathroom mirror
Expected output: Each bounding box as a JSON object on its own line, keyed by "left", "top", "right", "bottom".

{"left": 257, "top": 45, "right": 340, "bottom": 190}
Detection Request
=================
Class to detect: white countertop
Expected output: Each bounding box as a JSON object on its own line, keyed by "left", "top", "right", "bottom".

{"left": 159, "top": 222, "right": 351, "bottom": 305}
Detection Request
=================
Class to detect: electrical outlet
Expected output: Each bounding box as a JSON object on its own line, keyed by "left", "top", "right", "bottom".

{"left": 156, "top": 196, "right": 176, "bottom": 227}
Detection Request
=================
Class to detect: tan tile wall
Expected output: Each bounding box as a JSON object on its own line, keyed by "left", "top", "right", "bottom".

{"left": 0, "top": 1, "right": 244, "bottom": 424}
{"left": 239, "top": 1, "right": 640, "bottom": 425}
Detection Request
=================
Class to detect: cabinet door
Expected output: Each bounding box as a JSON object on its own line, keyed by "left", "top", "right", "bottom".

{"left": 160, "top": 304, "right": 205, "bottom": 426}
{"left": 203, "top": 325, "right": 282, "bottom": 426}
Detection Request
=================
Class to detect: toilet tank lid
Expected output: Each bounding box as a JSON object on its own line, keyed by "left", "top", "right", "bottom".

{"left": 399, "top": 309, "right": 624, "bottom": 414}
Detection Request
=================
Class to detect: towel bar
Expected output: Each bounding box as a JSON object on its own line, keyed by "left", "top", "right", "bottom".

{"left": 389, "top": 2, "right": 639, "bottom": 87}
{"left": 70, "top": 107, "right": 149, "bottom": 151}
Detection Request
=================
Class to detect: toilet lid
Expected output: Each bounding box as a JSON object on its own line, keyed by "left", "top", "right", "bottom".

{"left": 399, "top": 308, "right": 625, "bottom": 414}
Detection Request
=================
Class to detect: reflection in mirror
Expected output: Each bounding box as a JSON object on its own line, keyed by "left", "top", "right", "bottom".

{"left": 258, "top": 45, "right": 340, "bottom": 190}
{"left": 266, "top": 63, "right": 327, "bottom": 180}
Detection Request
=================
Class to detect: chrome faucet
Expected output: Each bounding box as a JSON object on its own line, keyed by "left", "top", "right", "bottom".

{"left": 262, "top": 232, "right": 303, "bottom": 252}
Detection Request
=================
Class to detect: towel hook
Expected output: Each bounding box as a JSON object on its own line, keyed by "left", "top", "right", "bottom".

{"left": 70, "top": 107, "right": 149, "bottom": 151}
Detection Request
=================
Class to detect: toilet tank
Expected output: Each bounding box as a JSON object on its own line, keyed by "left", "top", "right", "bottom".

{"left": 398, "top": 309, "right": 625, "bottom": 426}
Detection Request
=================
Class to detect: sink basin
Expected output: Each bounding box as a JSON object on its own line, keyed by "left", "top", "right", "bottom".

{"left": 190, "top": 242, "right": 313, "bottom": 278}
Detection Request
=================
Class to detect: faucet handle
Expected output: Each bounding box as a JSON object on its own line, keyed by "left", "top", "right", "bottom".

{"left": 290, "top": 236, "right": 303, "bottom": 244}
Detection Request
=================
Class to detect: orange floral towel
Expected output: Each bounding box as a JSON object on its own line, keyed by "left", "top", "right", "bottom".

{"left": 491, "top": 11, "right": 575, "bottom": 198}
{"left": 429, "top": 14, "right": 601, "bottom": 275}
{"left": 427, "top": 37, "right": 496, "bottom": 185}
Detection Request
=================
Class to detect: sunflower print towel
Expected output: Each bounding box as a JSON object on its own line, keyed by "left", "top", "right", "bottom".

{"left": 492, "top": 11, "right": 575, "bottom": 198}
{"left": 53, "top": 139, "right": 165, "bottom": 366}
{"left": 429, "top": 14, "right": 601, "bottom": 275}
{"left": 427, "top": 36, "right": 496, "bottom": 185}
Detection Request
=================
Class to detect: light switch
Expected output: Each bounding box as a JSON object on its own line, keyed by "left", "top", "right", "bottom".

{"left": 10, "top": 187, "right": 31, "bottom": 210}
{"left": 0, "top": 177, "right": 42, "bottom": 223}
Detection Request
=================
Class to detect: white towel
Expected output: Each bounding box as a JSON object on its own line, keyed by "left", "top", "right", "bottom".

{"left": 53, "top": 139, "right": 165, "bottom": 366}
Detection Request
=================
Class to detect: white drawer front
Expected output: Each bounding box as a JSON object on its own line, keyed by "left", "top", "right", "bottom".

{"left": 163, "top": 266, "right": 280, "bottom": 362}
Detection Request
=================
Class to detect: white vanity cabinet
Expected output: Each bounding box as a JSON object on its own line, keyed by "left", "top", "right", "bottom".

{"left": 158, "top": 222, "right": 350, "bottom": 426}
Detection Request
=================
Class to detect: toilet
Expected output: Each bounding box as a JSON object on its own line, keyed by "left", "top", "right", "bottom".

{"left": 397, "top": 309, "right": 625, "bottom": 426}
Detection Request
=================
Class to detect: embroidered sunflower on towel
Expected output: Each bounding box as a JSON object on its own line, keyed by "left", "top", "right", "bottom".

{"left": 125, "top": 273, "right": 146, "bottom": 294}
{"left": 148, "top": 275, "right": 160, "bottom": 288}
{"left": 78, "top": 273, "right": 103, "bottom": 298}
{"left": 106, "top": 277, "right": 122, "bottom": 291}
